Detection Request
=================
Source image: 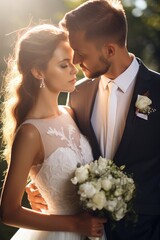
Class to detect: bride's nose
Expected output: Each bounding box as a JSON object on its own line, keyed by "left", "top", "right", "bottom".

{"left": 71, "top": 63, "right": 79, "bottom": 75}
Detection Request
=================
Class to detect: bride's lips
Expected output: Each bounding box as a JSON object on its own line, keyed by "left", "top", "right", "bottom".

{"left": 69, "top": 78, "right": 77, "bottom": 84}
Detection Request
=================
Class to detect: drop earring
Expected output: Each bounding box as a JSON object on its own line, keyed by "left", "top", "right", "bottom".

{"left": 40, "top": 78, "right": 45, "bottom": 88}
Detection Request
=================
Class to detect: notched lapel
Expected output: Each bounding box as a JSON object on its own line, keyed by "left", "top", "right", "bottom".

{"left": 114, "top": 60, "right": 151, "bottom": 161}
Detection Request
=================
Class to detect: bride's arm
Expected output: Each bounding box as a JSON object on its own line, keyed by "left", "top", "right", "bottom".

{"left": 0, "top": 124, "right": 106, "bottom": 237}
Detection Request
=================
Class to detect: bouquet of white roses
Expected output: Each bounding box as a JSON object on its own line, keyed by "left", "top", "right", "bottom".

{"left": 71, "top": 156, "right": 136, "bottom": 223}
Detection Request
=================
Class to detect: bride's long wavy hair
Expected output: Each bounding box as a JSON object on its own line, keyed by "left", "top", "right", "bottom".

{"left": 1, "top": 24, "right": 68, "bottom": 163}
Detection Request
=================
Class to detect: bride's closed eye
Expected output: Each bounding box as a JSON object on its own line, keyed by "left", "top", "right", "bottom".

{"left": 60, "top": 64, "right": 68, "bottom": 68}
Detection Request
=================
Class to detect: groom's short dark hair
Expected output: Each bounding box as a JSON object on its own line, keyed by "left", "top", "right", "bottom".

{"left": 60, "top": 0, "right": 128, "bottom": 47}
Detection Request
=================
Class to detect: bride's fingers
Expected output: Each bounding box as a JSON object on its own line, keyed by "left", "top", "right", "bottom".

{"left": 90, "top": 228, "right": 103, "bottom": 238}
{"left": 26, "top": 186, "right": 48, "bottom": 211}
{"left": 96, "top": 229, "right": 103, "bottom": 237}
{"left": 29, "top": 201, "right": 48, "bottom": 212}
{"left": 29, "top": 195, "right": 47, "bottom": 204}
{"left": 26, "top": 185, "right": 46, "bottom": 204}
{"left": 26, "top": 185, "right": 39, "bottom": 196}
{"left": 92, "top": 219, "right": 106, "bottom": 228}
{"left": 98, "top": 218, "right": 107, "bottom": 224}
{"left": 29, "top": 188, "right": 42, "bottom": 197}
{"left": 92, "top": 224, "right": 104, "bottom": 233}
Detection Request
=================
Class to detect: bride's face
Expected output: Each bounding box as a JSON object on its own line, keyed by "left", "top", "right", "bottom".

{"left": 43, "top": 41, "right": 78, "bottom": 93}
{"left": 69, "top": 31, "right": 111, "bottom": 79}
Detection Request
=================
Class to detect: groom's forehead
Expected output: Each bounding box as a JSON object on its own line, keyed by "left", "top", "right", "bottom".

{"left": 69, "top": 31, "right": 84, "bottom": 42}
{"left": 69, "top": 31, "right": 91, "bottom": 50}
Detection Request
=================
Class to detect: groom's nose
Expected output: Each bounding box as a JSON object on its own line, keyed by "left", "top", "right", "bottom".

{"left": 73, "top": 52, "right": 82, "bottom": 65}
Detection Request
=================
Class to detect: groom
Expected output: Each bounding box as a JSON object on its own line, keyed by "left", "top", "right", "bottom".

{"left": 27, "top": 1, "right": 160, "bottom": 239}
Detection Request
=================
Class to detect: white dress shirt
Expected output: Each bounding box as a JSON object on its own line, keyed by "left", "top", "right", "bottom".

{"left": 91, "top": 55, "right": 140, "bottom": 159}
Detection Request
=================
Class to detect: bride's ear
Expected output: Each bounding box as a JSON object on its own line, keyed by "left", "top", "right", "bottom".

{"left": 31, "top": 67, "right": 44, "bottom": 80}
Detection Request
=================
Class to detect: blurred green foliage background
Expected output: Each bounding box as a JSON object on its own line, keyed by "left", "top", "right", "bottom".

{"left": 0, "top": 0, "right": 160, "bottom": 239}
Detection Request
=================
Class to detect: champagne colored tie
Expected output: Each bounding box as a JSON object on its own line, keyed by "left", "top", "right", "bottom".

{"left": 105, "top": 81, "right": 118, "bottom": 159}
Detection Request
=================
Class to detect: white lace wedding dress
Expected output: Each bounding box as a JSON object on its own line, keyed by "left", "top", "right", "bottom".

{"left": 11, "top": 107, "right": 106, "bottom": 240}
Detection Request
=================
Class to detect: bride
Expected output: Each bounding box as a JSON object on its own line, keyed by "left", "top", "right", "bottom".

{"left": 0, "top": 24, "right": 106, "bottom": 240}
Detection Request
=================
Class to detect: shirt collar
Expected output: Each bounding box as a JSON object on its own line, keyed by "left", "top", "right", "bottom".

{"left": 101, "top": 55, "right": 139, "bottom": 92}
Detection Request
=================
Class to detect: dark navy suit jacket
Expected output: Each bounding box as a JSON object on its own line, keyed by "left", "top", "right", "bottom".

{"left": 68, "top": 59, "right": 160, "bottom": 215}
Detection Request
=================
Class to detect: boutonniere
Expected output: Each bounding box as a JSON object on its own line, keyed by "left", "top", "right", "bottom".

{"left": 135, "top": 94, "right": 156, "bottom": 120}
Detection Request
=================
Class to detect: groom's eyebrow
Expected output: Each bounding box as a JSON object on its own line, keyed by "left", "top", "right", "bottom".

{"left": 71, "top": 47, "right": 77, "bottom": 52}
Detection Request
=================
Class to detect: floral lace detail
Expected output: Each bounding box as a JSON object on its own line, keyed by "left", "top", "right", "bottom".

{"left": 47, "top": 125, "right": 83, "bottom": 161}
{"left": 27, "top": 112, "right": 94, "bottom": 216}
{"left": 79, "top": 134, "right": 93, "bottom": 164}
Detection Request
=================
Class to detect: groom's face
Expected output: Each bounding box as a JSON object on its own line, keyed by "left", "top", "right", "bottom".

{"left": 69, "top": 31, "right": 111, "bottom": 79}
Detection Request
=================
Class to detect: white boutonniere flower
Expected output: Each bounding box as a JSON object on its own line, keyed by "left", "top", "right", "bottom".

{"left": 135, "top": 94, "right": 156, "bottom": 120}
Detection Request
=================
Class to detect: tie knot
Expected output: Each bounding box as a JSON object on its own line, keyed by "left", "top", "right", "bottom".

{"left": 108, "top": 81, "right": 118, "bottom": 93}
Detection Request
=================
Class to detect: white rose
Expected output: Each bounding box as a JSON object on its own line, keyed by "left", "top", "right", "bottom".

{"left": 86, "top": 201, "right": 96, "bottom": 210}
{"left": 101, "top": 179, "right": 112, "bottom": 191}
{"left": 114, "top": 188, "right": 123, "bottom": 197}
{"left": 97, "top": 157, "right": 111, "bottom": 175}
{"left": 124, "top": 191, "right": 133, "bottom": 202}
{"left": 106, "top": 174, "right": 113, "bottom": 180}
{"left": 124, "top": 179, "right": 135, "bottom": 201}
{"left": 89, "top": 157, "right": 111, "bottom": 176}
{"left": 106, "top": 199, "right": 118, "bottom": 212}
{"left": 126, "top": 177, "right": 135, "bottom": 185}
{"left": 89, "top": 161, "right": 96, "bottom": 171}
{"left": 78, "top": 182, "right": 98, "bottom": 198}
{"left": 135, "top": 95, "right": 152, "bottom": 111}
{"left": 92, "top": 191, "right": 107, "bottom": 210}
{"left": 73, "top": 165, "right": 89, "bottom": 184}
{"left": 119, "top": 177, "right": 127, "bottom": 185}
{"left": 97, "top": 157, "right": 108, "bottom": 168}
{"left": 89, "top": 161, "right": 100, "bottom": 175}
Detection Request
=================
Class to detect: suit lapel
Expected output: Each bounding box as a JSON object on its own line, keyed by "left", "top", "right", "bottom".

{"left": 114, "top": 59, "right": 151, "bottom": 161}
{"left": 85, "top": 78, "right": 100, "bottom": 127}
{"left": 82, "top": 78, "right": 101, "bottom": 159}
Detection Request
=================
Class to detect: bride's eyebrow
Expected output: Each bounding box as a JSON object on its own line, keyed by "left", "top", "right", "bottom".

{"left": 58, "top": 58, "right": 70, "bottom": 63}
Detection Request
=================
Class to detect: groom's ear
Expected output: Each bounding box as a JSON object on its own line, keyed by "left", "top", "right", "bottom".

{"left": 102, "top": 42, "right": 115, "bottom": 58}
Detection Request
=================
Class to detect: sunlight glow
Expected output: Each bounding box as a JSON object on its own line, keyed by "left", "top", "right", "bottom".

{"left": 135, "top": 0, "right": 147, "bottom": 10}
{"left": 132, "top": 8, "right": 143, "bottom": 17}
{"left": 122, "top": 0, "right": 133, "bottom": 7}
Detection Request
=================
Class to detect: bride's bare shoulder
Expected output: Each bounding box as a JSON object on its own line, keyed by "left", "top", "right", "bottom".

{"left": 60, "top": 105, "right": 76, "bottom": 120}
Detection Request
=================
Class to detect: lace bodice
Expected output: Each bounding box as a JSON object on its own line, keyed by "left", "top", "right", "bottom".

{"left": 23, "top": 107, "right": 93, "bottom": 215}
